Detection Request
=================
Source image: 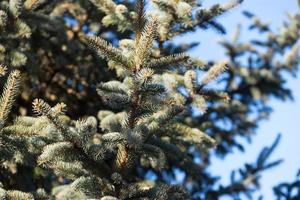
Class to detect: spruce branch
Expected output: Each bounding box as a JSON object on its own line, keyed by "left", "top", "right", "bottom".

{"left": 184, "top": 70, "right": 197, "bottom": 91}
{"left": 38, "top": 142, "right": 74, "bottom": 165}
{"left": 145, "top": 53, "right": 190, "bottom": 69}
{"left": 134, "top": 104, "right": 158, "bottom": 122}
{"left": 0, "top": 187, "right": 47, "bottom": 200}
{"left": 52, "top": 102, "right": 67, "bottom": 116}
{"left": 0, "top": 10, "right": 8, "bottom": 29}
{"left": 148, "top": 137, "right": 205, "bottom": 179}
{"left": 284, "top": 43, "right": 300, "bottom": 67}
{"left": 32, "top": 99, "right": 77, "bottom": 144}
{"left": 85, "top": 35, "right": 132, "bottom": 68}
{"left": 207, "top": 134, "right": 283, "bottom": 198}
{"left": 101, "top": 196, "right": 119, "bottom": 200}
{"left": 201, "top": 61, "right": 229, "bottom": 86}
{"left": 8, "top": 18, "right": 32, "bottom": 39}
{"left": 75, "top": 117, "right": 97, "bottom": 143}
{"left": 141, "top": 143, "right": 166, "bottom": 170}
{"left": 168, "top": 123, "right": 217, "bottom": 150}
{"left": 134, "top": 67, "right": 154, "bottom": 84}
{"left": 3, "top": 189, "right": 34, "bottom": 200}
{"left": 89, "top": 0, "right": 117, "bottom": 15}
{"left": 222, "top": 0, "right": 244, "bottom": 11}
{"left": 89, "top": 0, "right": 131, "bottom": 32}
{"left": 134, "top": 0, "right": 146, "bottom": 41}
{"left": 97, "top": 81, "right": 128, "bottom": 95}
{"left": 49, "top": 161, "right": 86, "bottom": 179}
{"left": 2, "top": 123, "right": 44, "bottom": 136}
{"left": 127, "top": 91, "right": 140, "bottom": 129}
{"left": 140, "top": 83, "right": 166, "bottom": 96}
{"left": 99, "top": 112, "right": 124, "bottom": 132}
{"left": 198, "top": 89, "right": 230, "bottom": 102}
{"left": 0, "top": 0, "right": 297, "bottom": 198}
{"left": 32, "top": 98, "right": 54, "bottom": 117}
{"left": 9, "top": 0, "right": 23, "bottom": 18}
{"left": 115, "top": 143, "right": 129, "bottom": 170}
{"left": 97, "top": 90, "right": 130, "bottom": 110}
{"left": 32, "top": 99, "right": 113, "bottom": 179}
{"left": 0, "top": 64, "right": 7, "bottom": 77}
{"left": 32, "top": 100, "right": 95, "bottom": 152}
{"left": 196, "top": 0, "right": 243, "bottom": 33}
{"left": 0, "top": 70, "right": 21, "bottom": 122}
{"left": 71, "top": 176, "right": 103, "bottom": 198}
{"left": 135, "top": 16, "right": 158, "bottom": 70}
{"left": 147, "top": 104, "right": 184, "bottom": 133}
{"left": 192, "top": 94, "right": 207, "bottom": 113}
{"left": 24, "top": 0, "right": 40, "bottom": 10}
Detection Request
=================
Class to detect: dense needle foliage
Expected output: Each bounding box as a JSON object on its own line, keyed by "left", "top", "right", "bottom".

{"left": 0, "top": 0, "right": 299, "bottom": 199}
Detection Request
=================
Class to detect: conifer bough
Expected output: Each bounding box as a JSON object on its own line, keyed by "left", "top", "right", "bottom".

{"left": 0, "top": 0, "right": 299, "bottom": 199}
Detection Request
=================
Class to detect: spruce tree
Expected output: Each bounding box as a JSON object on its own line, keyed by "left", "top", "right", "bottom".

{"left": 0, "top": 0, "right": 299, "bottom": 199}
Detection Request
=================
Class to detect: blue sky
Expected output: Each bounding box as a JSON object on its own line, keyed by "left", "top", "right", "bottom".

{"left": 188, "top": 0, "right": 299, "bottom": 199}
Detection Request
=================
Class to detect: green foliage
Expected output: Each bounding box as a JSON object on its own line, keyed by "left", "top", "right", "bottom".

{"left": 273, "top": 170, "right": 300, "bottom": 200}
{"left": 22, "top": 8, "right": 221, "bottom": 198}
{"left": 0, "top": 69, "right": 20, "bottom": 123}
{"left": 207, "top": 134, "right": 284, "bottom": 198}
{"left": 0, "top": 0, "right": 299, "bottom": 199}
